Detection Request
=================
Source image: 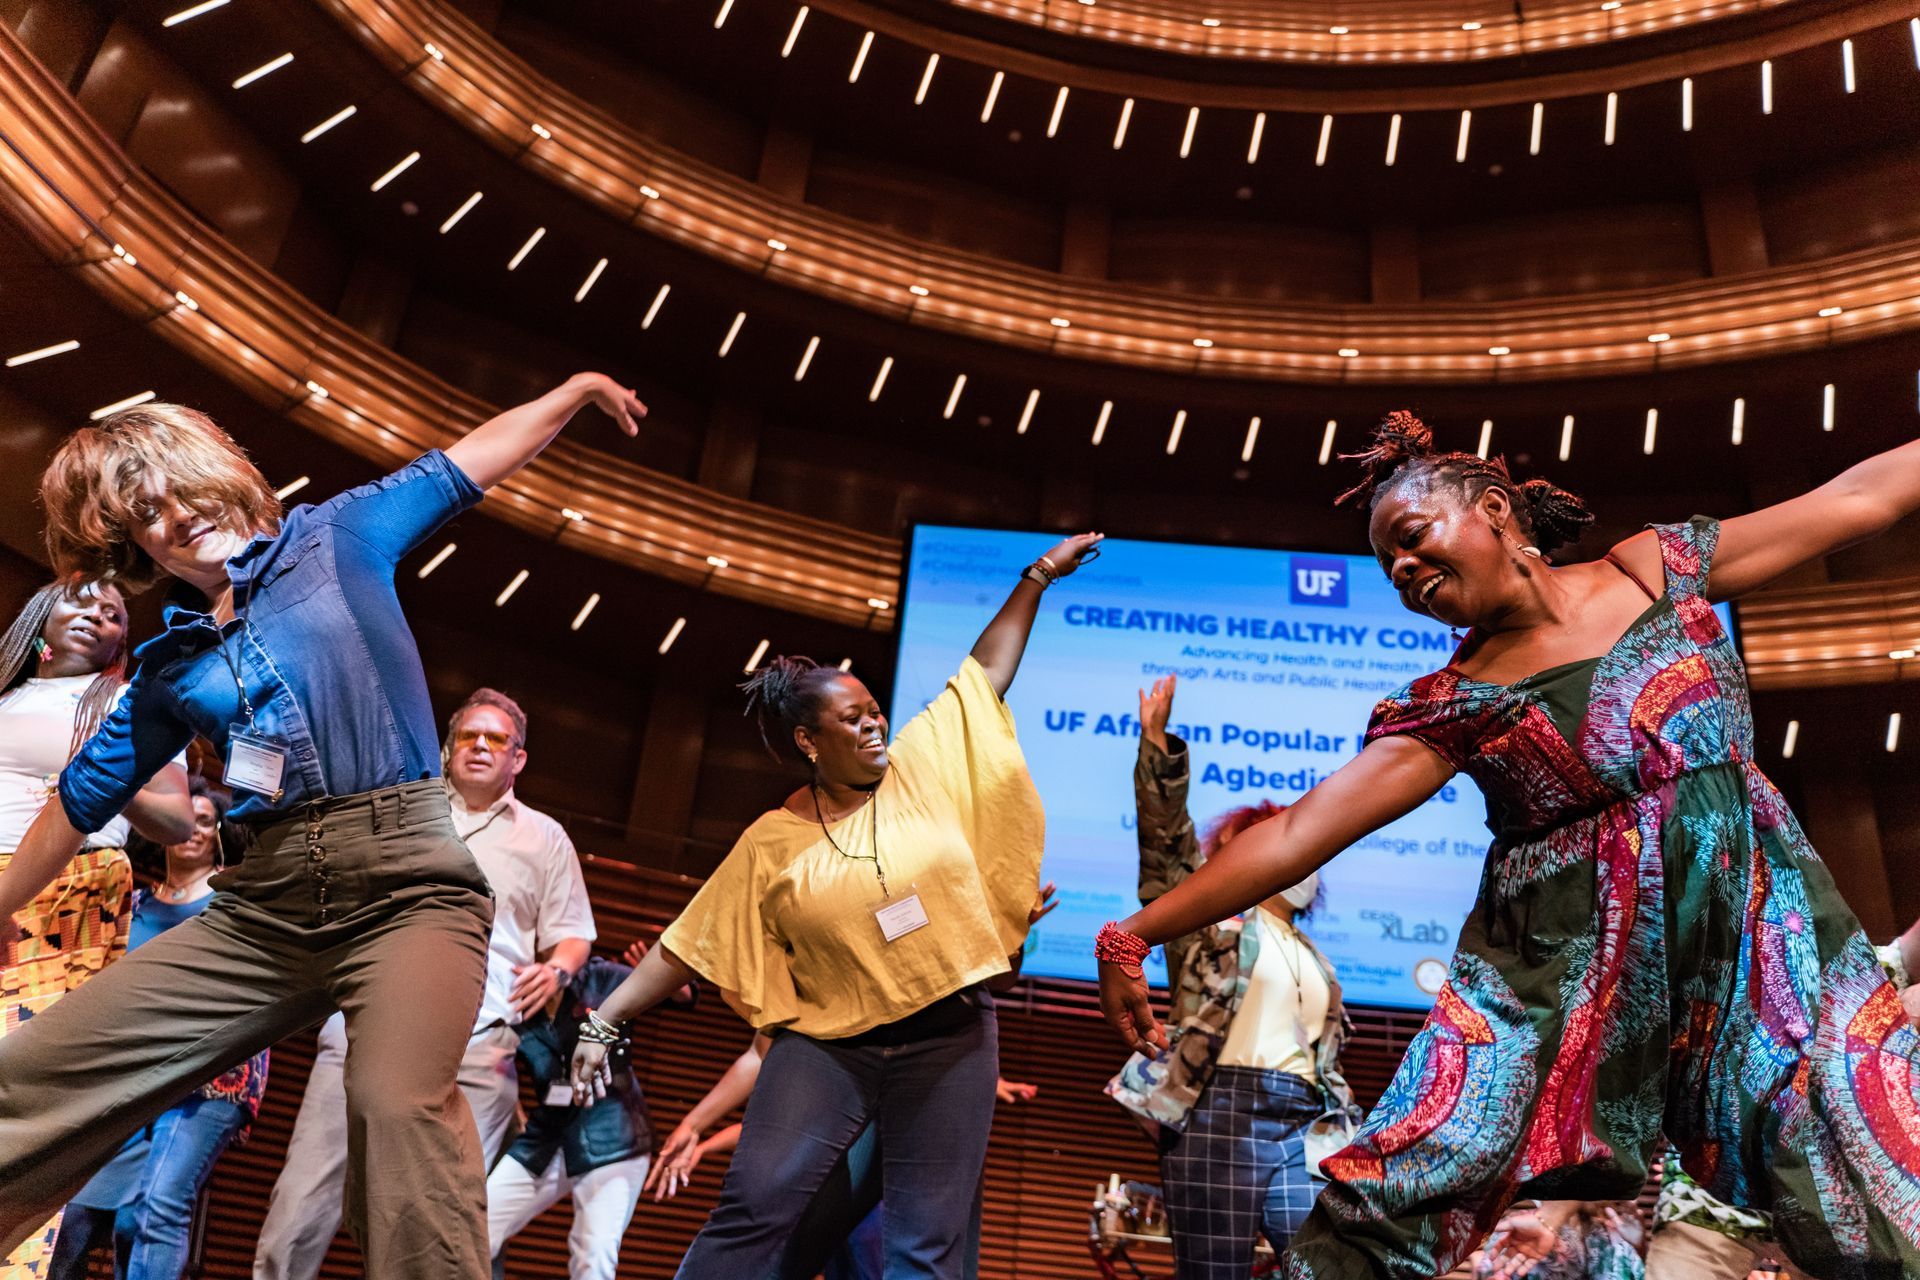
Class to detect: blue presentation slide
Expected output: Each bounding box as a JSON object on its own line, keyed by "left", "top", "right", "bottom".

{"left": 894, "top": 525, "right": 1741, "bottom": 1008}
{"left": 891, "top": 525, "right": 1488, "bottom": 1009}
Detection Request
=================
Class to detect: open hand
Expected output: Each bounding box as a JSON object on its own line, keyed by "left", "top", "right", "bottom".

{"left": 1138, "top": 675, "right": 1176, "bottom": 751}
{"left": 577, "top": 373, "right": 646, "bottom": 437}
{"left": 995, "top": 1077, "right": 1039, "bottom": 1104}
{"left": 1028, "top": 881, "right": 1059, "bottom": 926}
{"left": 1098, "top": 960, "right": 1167, "bottom": 1057}
{"left": 1039, "top": 532, "right": 1104, "bottom": 578}
{"left": 1480, "top": 1211, "right": 1559, "bottom": 1279}
{"left": 645, "top": 1122, "right": 703, "bottom": 1200}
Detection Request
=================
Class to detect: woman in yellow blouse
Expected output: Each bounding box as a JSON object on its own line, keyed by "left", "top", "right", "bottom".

{"left": 573, "top": 532, "right": 1101, "bottom": 1278}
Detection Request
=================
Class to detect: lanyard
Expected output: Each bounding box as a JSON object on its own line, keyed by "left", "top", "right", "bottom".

{"left": 812, "top": 784, "right": 888, "bottom": 898}
{"left": 215, "top": 575, "right": 259, "bottom": 730}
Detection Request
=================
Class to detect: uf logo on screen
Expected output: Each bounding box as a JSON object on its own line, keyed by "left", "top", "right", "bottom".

{"left": 1289, "top": 555, "right": 1348, "bottom": 607}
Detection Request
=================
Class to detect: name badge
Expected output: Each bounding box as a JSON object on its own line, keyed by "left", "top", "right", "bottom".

{"left": 545, "top": 1083, "right": 577, "bottom": 1107}
{"left": 226, "top": 726, "right": 289, "bottom": 799}
{"left": 875, "top": 892, "right": 930, "bottom": 943}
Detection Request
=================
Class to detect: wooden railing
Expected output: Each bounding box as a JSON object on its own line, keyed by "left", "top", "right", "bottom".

{"left": 928, "top": 0, "right": 1795, "bottom": 66}
{"left": 0, "top": 21, "right": 901, "bottom": 630}
{"left": 1737, "top": 573, "right": 1920, "bottom": 690}
{"left": 326, "top": 0, "right": 1920, "bottom": 384}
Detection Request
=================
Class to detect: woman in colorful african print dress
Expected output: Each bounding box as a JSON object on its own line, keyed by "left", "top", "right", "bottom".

{"left": 1094, "top": 412, "right": 1920, "bottom": 1280}
{"left": 0, "top": 581, "right": 192, "bottom": 1278}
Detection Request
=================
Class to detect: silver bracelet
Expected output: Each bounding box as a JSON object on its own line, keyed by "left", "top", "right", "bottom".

{"left": 579, "top": 1009, "right": 628, "bottom": 1047}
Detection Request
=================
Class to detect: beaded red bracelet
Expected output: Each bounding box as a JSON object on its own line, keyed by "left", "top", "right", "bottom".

{"left": 1094, "top": 921, "right": 1151, "bottom": 975}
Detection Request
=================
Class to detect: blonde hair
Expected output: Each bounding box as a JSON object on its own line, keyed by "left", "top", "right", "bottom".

{"left": 39, "top": 403, "right": 282, "bottom": 588}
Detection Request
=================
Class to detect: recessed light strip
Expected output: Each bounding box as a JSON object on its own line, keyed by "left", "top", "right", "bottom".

{"left": 232, "top": 53, "right": 293, "bottom": 89}
{"left": 782, "top": 7, "right": 809, "bottom": 57}
{"left": 370, "top": 151, "right": 420, "bottom": 192}
{"left": 417, "top": 543, "right": 456, "bottom": 578}
{"left": 163, "top": 0, "right": 229, "bottom": 26}
{"left": 301, "top": 105, "right": 356, "bottom": 143}
{"left": 439, "top": 191, "right": 482, "bottom": 233}
{"left": 90, "top": 391, "right": 157, "bottom": 420}
{"left": 5, "top": 339, "right": 79, "bottom": 367}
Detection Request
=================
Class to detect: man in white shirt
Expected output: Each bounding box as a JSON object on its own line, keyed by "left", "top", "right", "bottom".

{"left": 254, "top": 689, "right": 596, "bottom": 1280}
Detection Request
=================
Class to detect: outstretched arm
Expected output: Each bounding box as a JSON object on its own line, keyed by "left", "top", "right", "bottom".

{"left": 445, "top": 373, "right": 646, "bottom": 491}
{"left": 1654, "top": 437, "right": 1920, "bottom": 601}
{"left": 1099, "top": 735, "right": 1454, "bottom": 1054}
{"left": 0, "top": 800, "right": 87, "bottom": 927}
{"left": 969, "top": 533, "right": 1103, "bottom": 697}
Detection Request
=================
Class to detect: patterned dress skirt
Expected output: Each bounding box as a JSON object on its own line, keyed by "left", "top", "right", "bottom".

{"left": 0, "top": 847, "right": 133, "bottom": 1278}
{"left": 1280, "top": 520, "right": 1920, "bottom": 1280}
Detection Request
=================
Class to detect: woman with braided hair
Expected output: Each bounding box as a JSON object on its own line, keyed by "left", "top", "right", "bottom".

{"left": 1, "top": 580, "right": 191, "bottom": 1276}
{"left": 570, "top": 532, "right": 1102, "bottom": 1278}
{"left": 1095, "top": 411, "right": 1920, "bottom": 1279}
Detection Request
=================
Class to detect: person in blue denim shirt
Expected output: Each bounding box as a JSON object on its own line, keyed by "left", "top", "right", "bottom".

{"left": 0, "top": 372, "right": 645, "bottom": 1280}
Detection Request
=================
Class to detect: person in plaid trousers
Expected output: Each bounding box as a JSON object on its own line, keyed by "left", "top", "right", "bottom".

{"left": 1107, "top": 675, "right": 1360, "bottom": 1280}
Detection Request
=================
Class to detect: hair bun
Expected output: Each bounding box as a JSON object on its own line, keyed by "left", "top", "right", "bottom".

{"left": 1336, "top": 409, "right": 1435, "bottom": 507}
{"left": 1516, "top": 477, "right": 1594, "bottom": 555}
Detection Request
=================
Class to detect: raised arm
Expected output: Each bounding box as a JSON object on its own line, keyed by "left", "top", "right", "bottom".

{"left": 969, "top": 532, "right": 1103, "bottom": 697}
{"left": 1099, "top": 734, "right": 1455, "bottom": 1054}
{"left": 444, "top": 373, "right": 646, "bottom": 492}
{"left": 1667, "top": 437, "right": 1920, "bottom": 601}
{"left": 1135, "top": 676, "right": 1200, "bottom": 906}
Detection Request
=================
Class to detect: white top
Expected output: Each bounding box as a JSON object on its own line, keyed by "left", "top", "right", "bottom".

{"left": 0, "top": 676, "right": 179, "bottom": 853}
{"left": 450, "top": 786, "right": 597, "bottom": 1030}
{"left": 1216, "top": 906, "right": 1330, "bottom": 1079}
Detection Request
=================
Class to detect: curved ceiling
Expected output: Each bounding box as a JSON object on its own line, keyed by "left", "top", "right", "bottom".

{"left": 0, "top": 21, "right": 898, "bottom": 629}
{"left": 281, "top": 0, "right": 1920, "bottom": 384}
{"left": 4, "top": 11, "right": 1918, "bottom": 686}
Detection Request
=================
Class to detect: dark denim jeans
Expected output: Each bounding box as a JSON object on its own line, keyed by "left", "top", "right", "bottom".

{"left": 678, "top": 989, "right": 998, "bottom": 1280}
{"left": 782, "top": 1123, "right": 985, "bottom": 1280}
{"left": 51, "top": 1095, "right": 248, "bottom": 1280}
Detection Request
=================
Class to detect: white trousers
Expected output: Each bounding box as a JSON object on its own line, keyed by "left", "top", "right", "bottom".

{"left": 486, "top": 1151, "right": 649, "bottom": 1280}
{"left": 253, "top": 1012, "right": 521, "bottom": 1280}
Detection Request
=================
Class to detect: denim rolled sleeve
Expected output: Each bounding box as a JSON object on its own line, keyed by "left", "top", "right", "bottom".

{"left": 317, "top": 449, "right": 482, "bottom": 564}
{"left": 58, "top": 670, "right": 194, "bottom": 835}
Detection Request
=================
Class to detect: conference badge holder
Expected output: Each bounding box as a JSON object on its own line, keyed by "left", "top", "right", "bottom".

{"left": 875, "top": 887, "right": 930, "bottom": 943}
{"left": 226, "top": 725, "right": 289, "bottom": 801}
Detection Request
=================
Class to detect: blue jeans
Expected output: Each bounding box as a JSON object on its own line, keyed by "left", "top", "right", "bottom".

{"left": 678, "top": 990, "right": 998, "bottom": 1280}
{"left": 783, "top": 1124, "right": 985, "bottom": 1280}
{"left": 52, "top": 1096, "right": 248, "bottom": 1280}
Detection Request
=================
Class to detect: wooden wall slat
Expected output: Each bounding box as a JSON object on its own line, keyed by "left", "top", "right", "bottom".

{"left": 171, "top": 856, "right": 1434, "bottom": 1278}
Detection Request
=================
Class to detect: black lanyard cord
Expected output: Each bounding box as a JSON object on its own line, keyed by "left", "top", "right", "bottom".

{"left": 812, "top": 784, "right": 888, "bottom": 898}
